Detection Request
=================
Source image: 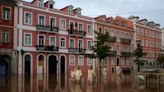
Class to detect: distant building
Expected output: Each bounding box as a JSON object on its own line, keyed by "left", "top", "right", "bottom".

{"left": 162, "top": 28, "right": 164, "bottom": 49}
{"left": 94, "top": 15, "right": 134, "bottom": 73}
{"left": 129, "top": 15, "right": 162, "bottom": 68}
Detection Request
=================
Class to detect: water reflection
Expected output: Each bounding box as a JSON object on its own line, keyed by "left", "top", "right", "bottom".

{"left": 0, "top": 73, "right": 164, "bottom": 92}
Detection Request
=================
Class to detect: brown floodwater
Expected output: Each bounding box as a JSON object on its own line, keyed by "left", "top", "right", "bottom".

{"left": 0, "top": 73, "right": 164, "bottom": 92}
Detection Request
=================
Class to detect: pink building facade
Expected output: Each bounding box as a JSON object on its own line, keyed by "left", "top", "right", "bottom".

{"left": 15, "top": 0, "right": 94, "bottom": 81}
{"left": 94, "top": 15, "right": 135, "bottom": 73}
{"left": 129, "top": 16, "right": 162, "bottom": 68}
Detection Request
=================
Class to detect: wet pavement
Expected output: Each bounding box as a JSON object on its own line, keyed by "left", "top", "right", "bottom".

{"left": 0, "top": 73, "right": 164, "bottom": 92}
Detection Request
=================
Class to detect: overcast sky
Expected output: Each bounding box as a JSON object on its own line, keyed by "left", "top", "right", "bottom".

{"left": 24, "top": 0, "right": 164, "bottom": 28}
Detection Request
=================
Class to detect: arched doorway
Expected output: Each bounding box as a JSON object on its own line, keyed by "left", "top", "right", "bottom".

{"left": 48, "top": 55, "right": 57, "bottom": 76}
{"left": 25, "top": 55, "right": 31, "bottom": 75}
{"left": 48, "top": 55, "right": 58, "bottom": 90}
{"left": 117, "top": 58, "right": 119, "bottom": 66}
{"left": 38, "top": 55, "right": 44, "bottom": 74}
{"left": 0, "top": 55, "right": 10, "bottom": 76}
{"left": 60, "top": 56, "right": 65, "bottom": 89}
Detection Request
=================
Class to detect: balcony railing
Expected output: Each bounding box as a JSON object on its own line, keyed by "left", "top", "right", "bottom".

{"left": 35, "top": 45, "right": 58, "bottom": 51}
{"left": 121, "top": 51, "right": 131, "bottom": 57}
{"left": 120, "top": 38, "right": 131, "bottom": 44}
{"left": 36, "top": 25, "right": 59, "bottom": 33}
{"left": 109, "top": 51, "right": 117, "bottom": 57}
{"left": 109, "top": 36, "right": 117, "bottom": 42}
{"left": 68, "top": 48, "right": 86, "bottom": 53}
{"left": 78, "top": 31, "right": 86, "bottom": 37}
{"left": 68, "top": 29, "right": 86, "bottom": 37}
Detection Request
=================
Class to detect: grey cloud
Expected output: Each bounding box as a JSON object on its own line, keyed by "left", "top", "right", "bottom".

{"left": 25, "top": 0, "right": 164, "bottom": 27}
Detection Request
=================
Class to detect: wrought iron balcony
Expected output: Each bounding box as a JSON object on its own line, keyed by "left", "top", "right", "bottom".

{"left": 120, "top": 38, "right": 131, "bottom": 44}
{"left": 68, "top": 29, "right": 77, "bottom": 35}
{"left": 35, "top": 45, "right": 58, "bottom": 51}
{"left": 109, "top": 51, "right": 117, "bottom": 57}
{"left": 68, "top": 48, "right": 86, "bottom": 53}
{"left": 79, "top": 48, "right": 86, "bottom": 53}
{"left": 68, "top": 29, "right": 86, "bottom": 37}
{"left": 109, "top": 36, "right": 117, "bottom": 42}
{"left": 78, "top": 31, "right": 86, "bottom": 37}
{"left": 45, "top": 46, "right": 59, "bottom": 51}
{"left": 36, "top": 25, "right": 59, "bottom": 33}
{"left": 121, "top": 51, "right": 131, "bottom": 57}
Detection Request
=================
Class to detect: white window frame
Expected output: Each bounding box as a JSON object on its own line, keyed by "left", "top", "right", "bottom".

{"left": 38, "top": 34, "right": 45, "bottom": 46}
{"left": 111, "top": 58, "right": 115, "bottom": 65}
{"left": 1, "top": 30, "right": 10, "bottom": 43}
{"left": 69, "top": 20, "right": 75, "bottom": 29}
{"left": 69, "top": 55, "right": 75, "bottom": 66}
{"left": 24, "top": 11, "right": 33, "bottom": 25}
{"left": 121, "top": 58, "right": 125, "bottom": 65}
{"left": 78, "top": 22, "right": 83, "bottom": 31}
{"left": 49, "top": 16, "right": 56, "bottom": 27}
{"left": 60, "top": 18, "right": 66, "bottom": 30}
{"left": 68, "top": 7, "right": 73, "bottom": 14}
{"left": 69, "top": 38, "right": 75, "bottom": 48}
{"left": 49, "top": 36, "right": 56, "bottom": 46}
{"left": 87, "top": 24, "right": 92, "bottom": 34}
{"left": 60, "top": 37, "right": 66, "bottom": 48}
{"left": 38, "top": 14, "right": 45, "bottom": 26}
{"left": 38, "top": 1, "right": 44, "bottom": 7}
{"left": 87, "top": 57, "right": 93, "bottom": 66}
{"left": 78, "top": 39, "right": 84, "bottom": 48}
{"left": 2, "top": 6, "right": 11, "bottom": 20}
{"left": 87, "top": 40, "right": 92, "bottom": 50}
{"left": 24, "top": 33, "right": 32, "bottom": 46}
{"left": 78, "top": 55, "right": 84, "bottom": 66}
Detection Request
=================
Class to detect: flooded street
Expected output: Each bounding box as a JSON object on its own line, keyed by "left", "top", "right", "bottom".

{"left": 0, "top": 73, "right": 164, "bottom": 92}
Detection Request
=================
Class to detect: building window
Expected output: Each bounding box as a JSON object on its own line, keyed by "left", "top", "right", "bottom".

{"left": 121, "top": 58, "right": 124, "bottom": 65}
{"left": 111, "top": 44, "right": 114, "bottom": 51}
{"left": 122, "top": 32, "right": 124, "bottom": 38}
{"left": 60, "top": 37, "right": 66, "bottom": 48}
{"left": 87, "top": 40, "right": 92, "bottom": 50}
{"left": 38, "top": 15, "right": 45, "bottom": 25}
{"left": 111, "top": 58, "right": 115, "bottom": 65}
{"left": 24, "top": 33, "right": 32, "bottom": 46}
{"left": 38, "top": 0, "right": 44, "bottom": 7}
{"left": 78, "top": 23, "right": 83, "bottom": 31}
{"left": 126, "top": 59, "right": 130, "bottom": 65}
{"left": 126, "top": 45, "right": 129, "bottom": 51}
{"left": 68, "top": 7, "right": 73, "bottom": 14}
{"left": 111, "top": 30, "right": 114, "bottom": 36}
{"left": 69, "top": 21, "right": 74, "bottom": 29}
{"left": 98, "top": 27, "right": 102, "bottom": 33}
{"left": 24, "top": 12, "right": 32, "bottom": 25}
{"left": 116, "top": 45, "right": 119, "bottom": 51}
{"left": 39, "top": 35, "right": 44, "bottom": 46}
{"left": 69, "top": 38, "right": 75, "bottom": 48}
{"left": 87, "top": 24, "right": 92, "bottom": 33}
{"left": 122, "top": 45, "right": 124, "bottom": 51}
{"left": 49, "top": 36, "right": 56, "bottom": 46}
{"left": 116, "top": 31, "right": 119, "bottom": 38}
{"left": 60, "top": 19, "right": 66, "bottom": 29}
{"left": 126, "top": 32, "right": 129, "bottom": 38}
{"left": 2, "top": 7, "right": 11, "bottom": 20}
{"left": 78, "top": 39, "right": 83, "bottom": 48}
{"left": 78, "top": 56, "right": 84, "bottom": 66}
{"left": 87, "top": 58, "right": 93, "bottom": 66}
{"left": 50, "top": 17, "right": 56, "bottom": 27}
{"left": 69, "top": 55, "right": 75, "bottom": 66}
{"left": 2, "top": 31, "right": 9, "bottom": 43}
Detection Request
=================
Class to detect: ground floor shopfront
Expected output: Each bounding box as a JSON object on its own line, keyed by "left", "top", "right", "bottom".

{"left": 16, "top": 51, "right": 134, "bottom": 79}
